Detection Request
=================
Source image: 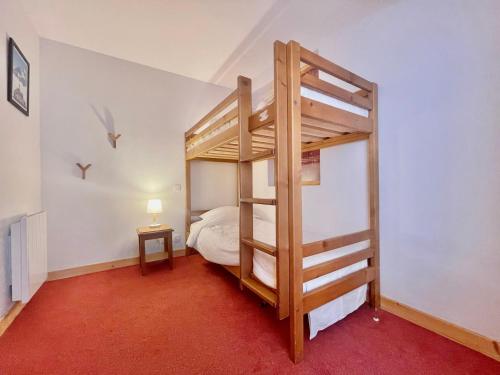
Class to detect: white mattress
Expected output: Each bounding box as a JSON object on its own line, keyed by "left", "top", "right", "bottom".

{"left": 187, "top": 207, "right": 368, "bottom": 338}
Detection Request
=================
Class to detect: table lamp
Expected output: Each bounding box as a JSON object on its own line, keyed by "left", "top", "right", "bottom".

{"left": 147, "top": 199, "right": 162, "bottom": 228}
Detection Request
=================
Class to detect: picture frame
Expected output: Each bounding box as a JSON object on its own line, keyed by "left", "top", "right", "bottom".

{"left": 268, "top": 149, "right": 321, "bottom": 186}
{"left": 301, "top": 150, "right": 320, "bottom": 186}
{"left": 7, "top": 37, "right": 30, "bottom": 116}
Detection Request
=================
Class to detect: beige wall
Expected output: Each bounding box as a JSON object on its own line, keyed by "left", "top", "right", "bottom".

{"left": 190, "top": 160, "right": 238, "bottom": 211}
{"left": 0, "top": 0, "right": 42, "bottom": 317}
{"left": 40, "top": 39, "right": 231, "bottom": 272}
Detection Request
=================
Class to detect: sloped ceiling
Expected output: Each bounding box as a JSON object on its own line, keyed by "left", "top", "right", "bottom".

{"left": 21, "top": 0, "right": 393, "bottom": 89}
{"left": 20, "top": 0, "right": 280, "bottom": 84}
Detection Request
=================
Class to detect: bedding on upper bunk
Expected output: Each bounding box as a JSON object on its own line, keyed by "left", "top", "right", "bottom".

{"left": 186, "top": 206, "right": 368, "bottom": 339}
{"left": 186, "top": 83, "right": 368, "bottom": 155}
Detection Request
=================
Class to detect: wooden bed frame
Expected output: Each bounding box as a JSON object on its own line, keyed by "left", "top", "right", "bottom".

{"left": 185, "top": 40, "right": 380, "bottom": 363}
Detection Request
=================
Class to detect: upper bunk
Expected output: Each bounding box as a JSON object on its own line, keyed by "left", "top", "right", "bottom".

{"left": 184, "top": 41, "right": 376, "bottom": 163}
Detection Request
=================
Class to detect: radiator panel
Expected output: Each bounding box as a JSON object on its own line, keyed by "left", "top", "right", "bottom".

{"left": 11, "top": 211, "right": 48, "bottom": 303}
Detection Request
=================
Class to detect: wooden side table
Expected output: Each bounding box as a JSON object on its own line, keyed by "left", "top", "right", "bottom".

{"left": 136, "top": 225, "right": 174, "bottom": 275}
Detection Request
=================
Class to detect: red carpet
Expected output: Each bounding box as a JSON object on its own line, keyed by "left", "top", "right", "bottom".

{"left": 0, "top": 255, "right": 498, "bottom": 374}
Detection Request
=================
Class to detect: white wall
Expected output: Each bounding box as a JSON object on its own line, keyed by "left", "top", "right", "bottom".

{"left": 323, "top": 0, "right": 500, "bottom": 342}
{"left": 190, "top": 160, "right": 237, "bottom": 211}
{"left": 40, "top": 39, "right": 231, "bottom": 272}
{"left": 248, "top": 0, "right": 500, "bottom": 339}
{"left": 0, "top": 0, "right": 41, "bottom": 317}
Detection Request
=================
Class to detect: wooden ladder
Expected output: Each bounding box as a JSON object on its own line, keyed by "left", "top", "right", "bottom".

{"left": 237, "top": 41, "right": 290, "bottom": 319}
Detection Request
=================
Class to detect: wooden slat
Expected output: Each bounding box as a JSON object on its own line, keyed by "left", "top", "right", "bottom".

{"left": 185, "top": 89, "right": 238, "bottom": 138}
{"left": 274, "top": 41, "right": 290, "bottom": 320}
{"left": 303, "top": 248, "right": 374, "bottom": 282}
{"left": 214, "top": 147, "right": 239, "bottom": 153}
{"left": 199, "top": 154, "right": 238, "bottom": 161}
{"left": 222, "top": 264, "right": 240, "bottom": 279}
{"left": 206, "top": 153, "right": 238, "bottom": 159}
{"left": 252, "top": 135, "right": 274, "bottom": 147}
{"left": 240, "top": 149, "right": 275, "bottom": 162}
{"left": 301, "top": 97, "right": 372, "bottom": 133}
{"left": 301, "top": 73, "right": 372, "bottom": 110}
{"left": 252, "top": 143, "right": 275, "bottom": 151}
{"left": 303, "top": 229, "right": 372, "bottom": 257}
{"left": 300, "top": 64, "right": 317, "bottom": 77}
{"left": 300, "top": 46, "right": 373, "bottom": 92}
{"left": 240, "top": 197, "right": 276, "bottom": 205}
{"left": 287, "top": 40, "right": 304, "bottom": 364}
{"left": 301, "top": 133, "right": 324, "bottom": 143}
{"left": 356, "top": 89, "right": 369, "bottom": 98}
{"left": 249, "top": 103, "right": 275, "bottom": 132}
{"left": 251, "top": 144, "right": 274, "bottom": 150}
{"left": 241, "top": 277, "right": 277, "bottom": 307}
{"left": 186, "top": 126, "right": 238, "bottom": 160}
{"left": 368, "top": 83, "right": 381, "bottom": 308}
{"left": 203, "top": 151, "right": 237, "bottom": 158}
{"left": 187, "top": 107, "right": 238, "bottom": 146}
{"left": 238, "top": 76, "right": 254, "bottom": 283}
{"left": 220, "top": 144, "right": 268, "bottom": 152}
{"left": 252, "top": 146, "right": 271, "bottom": 152}
{"left": 301, "top": 116, "right": 349, "bottom": 135}
{"left": 301, "top": 133, "right": 369, "bottom": 152}
{"left": 241, "top": 238, "right": 276, "bottom": 256}
{"left": 302, "top": 123, "right": 343, "bottom": 136}
{"left": 195, "top": 157, "right": 238, "bottom": 163}
{"left": 207, "top": 149, "right": 238, "bottom": 156}
{"left": 303, "top": 267, "right": 376, "bottom": 313}
{"left": 185, "top": 159, "right": 191, "bottom": 256}
{"left": 218, "top": 144, "right": 239, "bottom": 149}
{"left": 252, "top": 132, "right": 275, "bottom": 140}
{"left": 300, "top": 126, "right": 336, "bottom": 138}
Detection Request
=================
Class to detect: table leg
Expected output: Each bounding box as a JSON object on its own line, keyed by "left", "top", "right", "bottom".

{"left": 165, "top": 233, "right": 174, "bottom": 269}
{"left": 139, "top": 237, "right": 146, "bottom": 275}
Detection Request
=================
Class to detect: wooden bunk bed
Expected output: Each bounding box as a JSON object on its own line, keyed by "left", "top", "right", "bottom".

{"left": 185, "top": 40, "right": 380, "bottom": 363}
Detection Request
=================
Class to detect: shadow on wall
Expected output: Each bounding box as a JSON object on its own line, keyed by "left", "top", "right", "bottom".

{"left": 0, "top": 214, "right": 24, "bottom": 316}
{"left": 89, "top": 104, "right": 115, "bottom": 148}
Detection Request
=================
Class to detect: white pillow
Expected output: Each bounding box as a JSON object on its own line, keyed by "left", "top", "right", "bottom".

{"left": 200, "top": 206, "right": 238, "bottom": 221}
{"left": 253, "top": 205, "right": 275, "bottom": 223}
{"left": 199, "top": 205, "right": 275, "bottom": 224}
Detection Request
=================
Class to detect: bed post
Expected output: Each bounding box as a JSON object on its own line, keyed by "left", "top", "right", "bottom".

{"left": 238, "top": 76, "right": 253, "bottom": 282}
{"left": 286, "top": 40, "right": 304, "bottom": 364}
{"left": 274, "top": 41, "right": 290, "bottom": 320}
{"left": 237, "top": 162, "right": 240, "bottom": 206}
{"left": 185, "top": 157, "right": 193, "bottom": 256}
{"left": 368, "top": 83, "right": 381, "bottom": 308}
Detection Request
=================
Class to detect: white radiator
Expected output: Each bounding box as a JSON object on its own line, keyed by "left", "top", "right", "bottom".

{"left": 10, "top": 211, "right": 48, "bottom": 303}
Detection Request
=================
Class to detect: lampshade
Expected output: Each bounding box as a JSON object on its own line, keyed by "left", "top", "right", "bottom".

{"left": 147, "top": 199, "right": 162, "bottom": 214}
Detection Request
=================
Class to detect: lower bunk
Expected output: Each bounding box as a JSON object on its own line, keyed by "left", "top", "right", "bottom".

{"left": 186, "top": 206, "right": 369, "bottom": 339}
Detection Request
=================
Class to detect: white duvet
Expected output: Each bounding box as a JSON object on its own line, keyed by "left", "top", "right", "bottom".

{"left": 187, "top": 206, "right": 368, "bottom": 339}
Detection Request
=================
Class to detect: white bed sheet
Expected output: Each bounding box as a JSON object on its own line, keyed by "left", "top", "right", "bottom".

{"left": 187, "top": 211, "right": 368, "bottom": 339}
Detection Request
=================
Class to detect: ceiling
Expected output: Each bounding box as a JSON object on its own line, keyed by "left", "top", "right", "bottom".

{"left": 21, "top": 0, "right": 394, "bottom": 89}
{"left": 20, "top": 0, "right": 279, "bottom": 84}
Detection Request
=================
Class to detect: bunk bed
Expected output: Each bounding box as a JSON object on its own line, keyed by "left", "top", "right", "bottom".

{"left": 185, "top": 40, "right": 380, "bottom": 363}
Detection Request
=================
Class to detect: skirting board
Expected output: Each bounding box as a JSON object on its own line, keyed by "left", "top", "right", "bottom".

{"left": 381, "top": 296, "right": 500, "bottom": 362}
{"left": 0, "top": 302, "right": 25, "bottom": 336}
{"left": 47, "top": 249, "right": 186, "bottom": 281}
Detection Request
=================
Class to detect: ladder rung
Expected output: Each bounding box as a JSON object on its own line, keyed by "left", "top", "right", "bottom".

{"left": 241, "top": 277, "right": 277, "bottom": 307}
{"left": 240, "top": 149, "right": 275, "bottom": 162}
{"left": 241, "top": 238, "right": 276, "bottom": 256}
{"left": 240, "top": 198, "right": 276, "bottom": 205}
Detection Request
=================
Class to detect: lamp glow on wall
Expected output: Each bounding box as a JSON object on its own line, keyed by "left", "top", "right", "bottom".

{"left": 147, "top": 199, "right": 162, "bottom": 228}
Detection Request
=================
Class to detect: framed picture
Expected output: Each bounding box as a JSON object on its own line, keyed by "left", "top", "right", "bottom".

{"left": 268, "top": 149, "right": 321, "bottom": 186}
{"left": 7, "top": 38, "right": 30, "bottom": 116}
{"left": 301, "top": 150, "right": 320, "bottom": 185}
